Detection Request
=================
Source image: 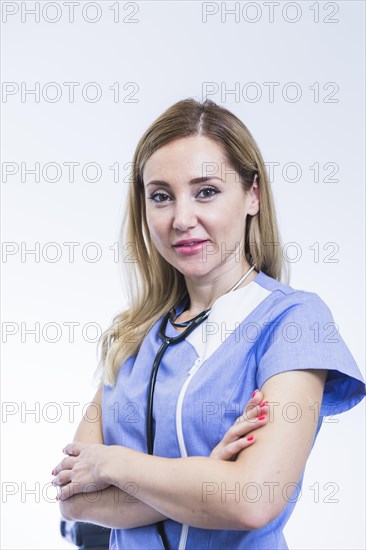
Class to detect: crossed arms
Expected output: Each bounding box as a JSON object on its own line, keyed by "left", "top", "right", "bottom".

{"left": 56, "top": 368, "right": 327, "bottom": 531}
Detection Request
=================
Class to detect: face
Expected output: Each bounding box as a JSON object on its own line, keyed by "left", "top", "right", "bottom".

{"left": 142, "top": 135, "right": 259, "bottom": 282}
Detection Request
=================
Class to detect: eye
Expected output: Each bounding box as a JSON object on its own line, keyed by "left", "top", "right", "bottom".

{"left": 147, "top": 192, "right": 171, "bottom": 203}
{"left": 197, "top": 186, "right": 220, "bottom": 199}
{"left": 147, "top": 186, "right": 221, "bottom": 204}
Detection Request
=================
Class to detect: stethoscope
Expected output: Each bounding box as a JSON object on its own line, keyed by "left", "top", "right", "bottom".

{"left": 146, "top": 264, "right": 256, "bottom": 550}
{"left": 146, "top": 304, "right": 210, "bottom": 550}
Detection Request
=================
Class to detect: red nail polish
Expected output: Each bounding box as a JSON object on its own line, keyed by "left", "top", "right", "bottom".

{"left": 247, "top": 435, "right": 254, "bottom": 441}
{"left": 260, "top": 401, "right": 268, "bottom": 407}
{"left": 258, "top": 415, "right": 266, "bottom": 420}
{"left": 252, "top": 389, "right": 258, "bottom": 398}
{"left": 51, "top": 470, "right": 54, "bottom": 476}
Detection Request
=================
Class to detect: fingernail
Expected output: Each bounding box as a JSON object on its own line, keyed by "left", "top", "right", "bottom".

{"left": 51, "top": 470, "right": 54, "bottom": 476}
{"left": 252, "top": 389, "right": 258, "bottom": 398}
{"left": 247, "top": 435, "right": 254, "bottom": 441}
{"left": 258, "top": 415, "right": 266, "bottom": 420}
{"left": 260, "top": 401, "right": 268, "bottom": 407}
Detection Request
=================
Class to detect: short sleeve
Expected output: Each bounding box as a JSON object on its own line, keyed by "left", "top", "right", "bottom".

{"left": 255, "top": 291, "right": 365, "bottom": 416}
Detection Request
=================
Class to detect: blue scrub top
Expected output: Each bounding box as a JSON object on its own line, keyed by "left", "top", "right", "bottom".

{"left": 102, "top": 270, "right": 365, "bottom": 549}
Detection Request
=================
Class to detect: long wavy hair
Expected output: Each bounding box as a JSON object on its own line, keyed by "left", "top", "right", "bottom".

{"left": 95, "top": 98, "right": 285, "bottom": 387}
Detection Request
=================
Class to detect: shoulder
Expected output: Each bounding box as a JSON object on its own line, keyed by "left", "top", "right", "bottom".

{"left": 254, "top": 273, "right": 366, "bottom": 416}
{"left": 254, "top": 271, "right": 332, "bottom": 322}
{"left": 254, "top": 272, "right": 336, "bottom": 359}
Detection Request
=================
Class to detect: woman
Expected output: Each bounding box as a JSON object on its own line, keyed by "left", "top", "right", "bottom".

{"left": 52, "top": 98, "right": 365, "bottom": 549}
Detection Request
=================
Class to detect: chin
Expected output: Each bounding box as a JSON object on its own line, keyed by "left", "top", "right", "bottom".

{"left": 174, "top": 263, "right": 213, "bottom": 280}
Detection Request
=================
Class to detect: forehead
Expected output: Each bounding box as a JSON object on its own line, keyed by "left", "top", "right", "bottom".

{"left": 142, "top": 136, "right": 227, "bottom": 183}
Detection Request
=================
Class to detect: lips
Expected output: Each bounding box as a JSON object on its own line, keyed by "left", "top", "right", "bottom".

{"left": 173, "top": 239, "right": 208, "bottom": 247}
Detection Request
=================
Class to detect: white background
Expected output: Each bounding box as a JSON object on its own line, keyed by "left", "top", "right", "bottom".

{"left": 1, "top": 1, "right": 365, "bottom": 548}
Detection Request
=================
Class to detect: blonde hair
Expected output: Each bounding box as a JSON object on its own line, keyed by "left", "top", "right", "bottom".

{"left": 95, "top": 98, "right": 285, "bottom": 387}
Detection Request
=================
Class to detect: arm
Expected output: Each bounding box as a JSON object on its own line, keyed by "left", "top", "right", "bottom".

{"left": 58, "top": 383, "right": 168, "bottom": 528}
{"left": 83, "top": 369, "right": 327, "bottom": 531}
{"left": 57, "top": 388, "right": 268, "bottom": 528}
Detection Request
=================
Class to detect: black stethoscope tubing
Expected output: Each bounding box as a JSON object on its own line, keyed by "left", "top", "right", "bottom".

{"left": 146, "top": 306, "right": 211, "bottom": 550}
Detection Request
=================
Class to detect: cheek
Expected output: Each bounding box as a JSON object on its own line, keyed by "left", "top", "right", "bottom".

{"left": 145, "top": 203, "right": 158, "bottom": 231}
{"left": 215, "top": 205, "right": 245, "bottom": 239}
{"left": 210, "top": 203, "right": 243, "bottom": 229}
{"left": 145, "top": 207, "right": 169, "bottom": 244}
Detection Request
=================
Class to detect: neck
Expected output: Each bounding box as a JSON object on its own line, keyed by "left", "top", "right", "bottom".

{"left": 183, "top": 262, "right": 257, "bottom": 315}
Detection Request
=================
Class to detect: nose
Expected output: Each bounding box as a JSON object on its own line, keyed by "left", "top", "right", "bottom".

{"left": 172, "top": 196, "right": 197, "bottom": 232}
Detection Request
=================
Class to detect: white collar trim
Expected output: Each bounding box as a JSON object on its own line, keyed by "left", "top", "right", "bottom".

{"left": 186, "top": 280, "right": 272, "bottom": 364}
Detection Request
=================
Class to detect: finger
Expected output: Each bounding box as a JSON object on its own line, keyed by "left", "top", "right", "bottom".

{"left": 216, "top": 414, "right": 265, "bottom": 451}
{"left": 57, "top": 482, "right": 82, "bottom": 502}
{"left": 214, "top": 403, "right": 269, "bottom": 449}
{"left": 52, "top": 470, "right": 72, "bottom": 487}
{"left": 63, "top": 442, "right": 83, "bottom": 456}
{"left": 235, "top": 402, "right": 269, "bottom": 426}
{"left": 236, "top": 402, "right": 269, "bottom": 424}
{"left": 251, "top": 389, "right": 263, "bottom": 404}
{"left": 52, "top": 456, "right": 76, "bottom": 476}
{"left": 213, "top": 434, "right": 256, "bottom": 460}
{"left": 244, "top": 389, "right": 265, "bottom": 417}
{"left": 229, "top": 434, "right": 257, "bottom": 457}
{"left": 229, "top": 411, "right": 269, "bottom": 439}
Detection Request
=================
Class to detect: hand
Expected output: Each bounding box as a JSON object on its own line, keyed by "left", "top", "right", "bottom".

{"left": 51, "top": 442, "right": 112, "bottom": 501}
{"left": 210, "top": 389, "right": 268, "bottom": 461}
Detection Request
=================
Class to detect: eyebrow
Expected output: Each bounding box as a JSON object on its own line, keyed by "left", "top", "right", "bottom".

{"left": 145, "top": 176, "right": 224, "bottom": 188}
